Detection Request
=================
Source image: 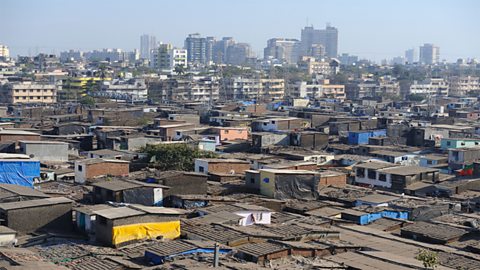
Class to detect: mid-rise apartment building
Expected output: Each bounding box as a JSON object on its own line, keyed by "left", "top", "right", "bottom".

{"left": 1, "top": 82, "right": 57, "bottom": 104}
{"left": 222, "top": 77, "right": 285, "bottom": 101}
{"left": 149, "top": 76, "right": 220, "bottom": 102}
{"left": 292, "top": 79, "right": 345, "bottom": 101}
{"left": 298, "top": 56, "right": 340, "bottom": 75}
{"left": 448, "top": 76, "right": 480, "bottom": 97}
{"left": 409, "top": 78, "right": 449, "bottom": 96}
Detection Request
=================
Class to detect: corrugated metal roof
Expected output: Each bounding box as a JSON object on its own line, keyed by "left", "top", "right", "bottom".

{"left": 0, "top": 197, "right": 72, "bottom": 211}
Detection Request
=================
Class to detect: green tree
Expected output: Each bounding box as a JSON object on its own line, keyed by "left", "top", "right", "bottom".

{"left": 141, "top": 144, "right": 217, "bottom": 171}
{"left": 416, "top": 249, "right": 439, "bottom": 269}
{"left": 80, "top": 96, "right": 95, "bottom": 106}
{"left": 174, "top": 65, "right": 186, "bottom": 75}
{"left": 407, "top": 93, "right": 426, "bottom": 102}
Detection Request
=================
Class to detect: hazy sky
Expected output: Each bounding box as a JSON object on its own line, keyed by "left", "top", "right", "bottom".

{"left": 1, "top": 0, "right": 479, "bottom": 62}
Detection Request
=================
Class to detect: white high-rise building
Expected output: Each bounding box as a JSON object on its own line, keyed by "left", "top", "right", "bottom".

{"left": 170, "top": 49, "right": 188, "bottom": 69}
{"left": 140, "top": 34, "right": 157, "bottom": 60}
{"left": 419, "top": 44, "right": 440, "bottom": 65}
{"left": 0, "top": 44, "right": 9, "bottom": 58}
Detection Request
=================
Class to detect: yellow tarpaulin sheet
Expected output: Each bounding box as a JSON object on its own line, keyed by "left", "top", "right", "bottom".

{"left": 112, "top": 221, "right": 180, "bottom": 245}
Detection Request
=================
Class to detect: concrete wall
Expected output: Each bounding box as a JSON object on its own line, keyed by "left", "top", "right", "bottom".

{"left": 160, "top": 173, "right": 208, "bottom": 198}
{"left": 2, "top": 203, "right": 72, "bottom": 233}
{"left": 20, "top": 142, "right": 69, "bottom": 162}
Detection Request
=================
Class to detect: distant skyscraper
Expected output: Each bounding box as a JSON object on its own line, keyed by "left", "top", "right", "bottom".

{"left": 419, "top": 43, "right": 440, "bottom": 65}
{"left": 212, "top": 37, "right": 235, "bottom": 64}
{"left": 264, "top": 38, "right": 301, "bottom": 64}
{"left": 184, "top": 33, "right": 208, "bottom": 65}
{"left": 405, "top": 48, "right": 417, "bottom": 64}
{"left": 301, "top": 25, "right": 338, "bottom": 58}
{"left": 226, "top": 43, "right": 252, "bottom": 66}
{"left": 140, "top": 34, "right": 157, "bottom": 60}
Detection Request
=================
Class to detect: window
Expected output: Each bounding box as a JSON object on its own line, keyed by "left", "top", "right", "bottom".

{"left": 199, "top": 166, "right": 204, "bottom": 173}
{"left": 476, "top": 142, "right": 479, "bottom": 146}
{"left": 378, "top": 173, "right": 387, "bottom": 182}
{"left": 402, "top": 156, "right": 408, "bottom": 161}
{"left": 250, "top": 177, "right": 255, "bottom": 184}
{"left": 224, "top": 130, "right": 229, "bottom": 134}
{"left": 356, "top": 168, "right": 365, "bottom": 178}
{"left": 78, "top": 165, "right": 83, "bottom": 171}
{"left": 447, "top": 141, "right": 451, "bottom": 146}
{"left": 368, "top": 170, "right": 377, "bottom": 180}
{"left": 263, "top": 122, "right": 267, "bottom": 126}
{"left": 271, "top": 121, "right": 276, "bottom": 124}
{"left": 461, "top": 142, "right": 466, "bottom": 146}
{"left": 427, "top": 160, "right": 433, "bottom": 165}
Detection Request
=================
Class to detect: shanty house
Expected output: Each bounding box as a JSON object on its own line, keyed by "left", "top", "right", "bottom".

{"left": 0, "top": 197, "right": 73, "bottom": 234}
{"left": 91, "top": 179, "right": 168, "bottom": 206}
{"left": 194, "top": 158, "right": 250, "bottom": 175}
{"left": 348, "top": 129, "right": 387, "bottom": 145}
{"left": 354, "top": 162, "right": 439, "bottom": 191}
{"left": 259, "top": 169, "right": 320, "bottom": 200}
{"left": 145, "top": 240, "right": 232, "bottom": 265}
{"left": 94, "top": 205, "right": 183, "bottom": 247}
{"left": 74, "top": 158, "right": 130, "bottom": 184}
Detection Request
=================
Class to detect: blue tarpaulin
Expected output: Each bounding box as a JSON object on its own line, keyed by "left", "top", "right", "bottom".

{"left": 0, "top": 160, "right": 40, "bottom": 188}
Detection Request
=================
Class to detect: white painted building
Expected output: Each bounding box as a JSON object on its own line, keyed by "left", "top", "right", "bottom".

{"left": 409, "top": 78, "right": 449, "bottom": 96}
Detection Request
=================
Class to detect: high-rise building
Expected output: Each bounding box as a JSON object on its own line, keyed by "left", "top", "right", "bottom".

{"left": 212, "top": 37, "right": 235, "bottom": 64}
{"left": 140, "top": 34, "right": 157, "bottom": 60}
{"left": 225, "top": 43, "right": 252, "bottom": 66}
{"left": 184, "top": 33, "right": 208, "bottom": 66}
{"left": 205, "top": 36, "right": 216, "bottom": 65}
{"left": 151, "top": 44, "right": 188, "bottom": 70}
{"left": 0, "top": 44, "right": 10, "bottom": 58}
{"left": 151, "top": 43, "right": 173, "bottom": 70}
{"left": 170, "top": 49, "right": 188, "bottom": 69}
{"left": 301, "top": 25, "right": 338, "bottom": 58}
{"left": 419, "top": 44, "right": 440, "bottom": 65}
{"left": 264, "top": 38, "right": 301, "bottom": 65}
{"left": 405, "top": 48, "right": 417, "bottom": 64}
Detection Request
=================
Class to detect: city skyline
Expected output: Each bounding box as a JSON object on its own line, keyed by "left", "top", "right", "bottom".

{"left": 1, "top": 0, "right": 479, "bottom": 62}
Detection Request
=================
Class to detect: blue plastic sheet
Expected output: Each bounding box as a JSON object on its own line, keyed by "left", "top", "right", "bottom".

{"left": 0, "top": 161, "right": 40, "bottom": 188}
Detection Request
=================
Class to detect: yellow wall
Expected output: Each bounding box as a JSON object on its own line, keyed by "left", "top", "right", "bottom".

{"left": 112, "top": 220, "right": 180, "bottom": 246}
{"left": 259, "top": 170, "right": 276, "bottom": 198}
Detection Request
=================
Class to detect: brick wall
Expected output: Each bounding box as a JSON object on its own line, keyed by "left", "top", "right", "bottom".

{"left": 319, "top": 174, "right": 347, "bottom": 188}
{"left": 0, "top": 134, "right": 41, "bottom": 142}
{"left": 208, "top": 162, "right": 250, "bottom": 174}
{"left": 86, "top": 162, "right": 129, "bottom": 179}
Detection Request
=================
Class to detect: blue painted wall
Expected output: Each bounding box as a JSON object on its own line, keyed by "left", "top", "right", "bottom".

{"left": 348, "top": 130, "right": 387, "bottom": 145}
